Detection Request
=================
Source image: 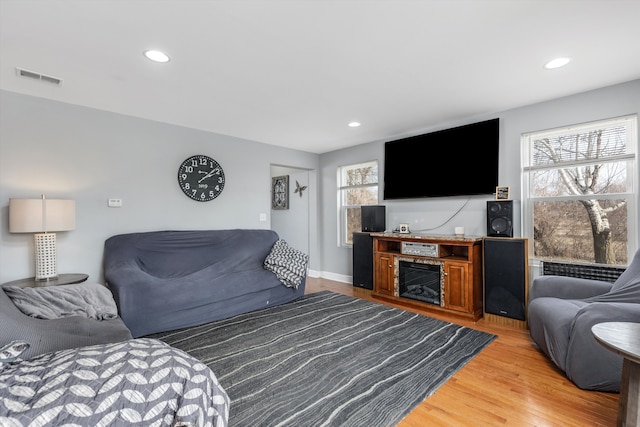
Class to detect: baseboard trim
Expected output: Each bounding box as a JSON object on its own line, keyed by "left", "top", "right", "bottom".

{"left": 309, "top": 270, "right": 351, "bottom": 284}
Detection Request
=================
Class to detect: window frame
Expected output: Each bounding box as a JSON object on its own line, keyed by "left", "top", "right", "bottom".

{"left": 337, "top": 160, "right": 379, "bottom": 247}
{"left": 521, "top": 114, "right": 638, "bottom": 264}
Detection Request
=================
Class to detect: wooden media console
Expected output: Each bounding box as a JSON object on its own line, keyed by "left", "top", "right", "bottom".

{"left": 370, "top": 232, "right": 484, "bottom": 320}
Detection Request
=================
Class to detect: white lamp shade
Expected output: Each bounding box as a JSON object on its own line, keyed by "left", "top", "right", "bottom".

{"left": 9, "top": 198, "right": 76, "bottom": 233}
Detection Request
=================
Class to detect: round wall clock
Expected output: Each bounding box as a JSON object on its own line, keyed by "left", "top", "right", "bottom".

{"left": 177, "top": 155, "right": 225, "bottom": 202}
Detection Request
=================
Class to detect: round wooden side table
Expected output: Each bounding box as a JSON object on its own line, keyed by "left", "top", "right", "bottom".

{"left": 592, "top": 322, "right": 640, "bottom": 427}
{"left": 1, "top": 273, "right": 89, "bottom": 289}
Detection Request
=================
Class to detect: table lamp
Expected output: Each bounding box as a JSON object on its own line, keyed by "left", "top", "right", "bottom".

{"left": 9, "top": 195, "right": 76, "bottom": 281}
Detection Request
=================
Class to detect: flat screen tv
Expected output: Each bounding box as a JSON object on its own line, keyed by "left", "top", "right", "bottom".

{"left": 383, "top": 118, "right": 499, "bottom": 199}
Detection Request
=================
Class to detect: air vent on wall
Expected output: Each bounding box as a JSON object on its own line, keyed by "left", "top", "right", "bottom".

{"left": 16, "top": 67, "right": 63, "bottom": 86}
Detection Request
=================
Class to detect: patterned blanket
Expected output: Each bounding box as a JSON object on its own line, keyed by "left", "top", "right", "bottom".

{"left": 0, "top": 338, "right": 229, "bottom": 427}
{"left": 263, "top": 239, "right": 309, "bottom": 289}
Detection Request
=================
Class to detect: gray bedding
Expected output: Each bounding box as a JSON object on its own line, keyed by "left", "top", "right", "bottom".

{"left": 0, "top": 286, "right": 133, "bottom": 361}
{"left": 4, "top": 283, "right": 119, "bottom": 320}
{"left": 0, "top": 338, "right": 229, "bottom": 427}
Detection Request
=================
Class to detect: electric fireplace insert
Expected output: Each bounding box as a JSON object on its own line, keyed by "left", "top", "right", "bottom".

{"left": 398, "top": 259, "right": 444, "bottom": 306}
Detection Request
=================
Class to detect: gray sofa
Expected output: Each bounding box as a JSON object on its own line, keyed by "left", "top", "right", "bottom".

{"left": 528, "top": 249, "right": 640, "bottom": 392}
{"left": 0, "top": 284, "right": 132, "bottom": 360}
{"left": 104, "top": 229, "right": 307, "bottom": 338}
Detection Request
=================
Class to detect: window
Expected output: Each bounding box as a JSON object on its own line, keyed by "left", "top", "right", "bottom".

{"left": 338, "top": 160, "right": 379, "bottom": 246}
{"left": 522, "top": 115, "right": 637, "bottom": 265}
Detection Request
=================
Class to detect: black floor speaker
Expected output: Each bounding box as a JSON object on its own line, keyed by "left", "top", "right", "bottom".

{"left": 361, "top": 205, "right": 386, "bottom": 232}
{"left": 353, "top": 232, "right": 374, "bottom": 290}
{"left": 483, "top": 237, "right": 528, "bottom": 321}
{"left": 486, "top": 200, "right": 513, "bottom": 237}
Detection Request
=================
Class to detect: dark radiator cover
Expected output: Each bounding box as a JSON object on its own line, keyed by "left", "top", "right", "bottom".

{"left": 541, "top": 261, "right": 626, "bottom": 283}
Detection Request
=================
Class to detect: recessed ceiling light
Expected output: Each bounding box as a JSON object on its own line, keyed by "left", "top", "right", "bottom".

{"left": 348, "top": 121, "right": 361, "bottom": 128}
{"left": 144, "top": 50, "right": 170, "bottom": 63}
{"left": 544, "top": 57, "right": 571, "bottom": 69}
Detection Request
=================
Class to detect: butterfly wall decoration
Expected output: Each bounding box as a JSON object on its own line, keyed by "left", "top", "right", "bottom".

{"left": 294, "top": 180, "right": 308, "bottom": 197}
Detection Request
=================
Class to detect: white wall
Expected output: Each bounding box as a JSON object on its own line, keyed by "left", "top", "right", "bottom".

{"left": 318, "top": 79, "right": 640, "bottom": 280}
{"left": 2, "top": 80, "right": 639, "bottom": 285}
{"left": 270, "top": 166, "right": 310, "bottom": 255}
{"left": 0, "top": 90, "right": 319, "bottom": 283}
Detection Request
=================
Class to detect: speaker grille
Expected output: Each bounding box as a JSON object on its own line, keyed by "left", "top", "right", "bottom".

{"left": 487, "top": 201, "right": 513, "bottom": 237}
{"left": 361, "top": 205, "right": 386, "bottom": 232}
{"left": 353, "top": 232, "right": 373, "bottom": 289}
{"left": 483, "top": 237, "right": 527, "bottom": 321}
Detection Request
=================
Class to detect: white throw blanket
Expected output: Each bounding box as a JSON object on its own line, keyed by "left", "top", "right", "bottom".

{"left": 4, "top": 283, "right": 119, "bottom": 320}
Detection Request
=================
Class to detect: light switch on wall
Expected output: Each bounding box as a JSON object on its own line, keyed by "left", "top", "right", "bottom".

{"left": 259, "top": 213, "right": 267, "bottom": 221}
{"left": 108, "top": 198, "right": 122, "bottom": 207}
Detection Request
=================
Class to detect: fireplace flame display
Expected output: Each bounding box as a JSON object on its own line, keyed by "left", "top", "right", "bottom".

{"left": 398, "top": 261, "right": 443, "bottom": 306}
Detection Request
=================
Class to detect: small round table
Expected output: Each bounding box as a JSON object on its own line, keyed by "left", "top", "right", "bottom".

{"left": 592, "top": 322, "right": 640, "bottom": 427}
{"left": 1, "top": 273, "right": 89, "bottom": 289}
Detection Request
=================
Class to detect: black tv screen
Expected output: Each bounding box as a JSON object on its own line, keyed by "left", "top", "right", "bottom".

{"left": 383, "top": 118, "right": 499, "bottom": 199}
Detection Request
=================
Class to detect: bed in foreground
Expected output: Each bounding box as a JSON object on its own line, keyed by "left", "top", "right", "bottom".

{"left": 0, "top": 338, "right": 229, "bottom": 427}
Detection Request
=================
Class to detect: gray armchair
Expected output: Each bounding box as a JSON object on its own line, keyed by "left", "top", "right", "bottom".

{"left": 528, "top": 249, "right": 640, "bottom": 392}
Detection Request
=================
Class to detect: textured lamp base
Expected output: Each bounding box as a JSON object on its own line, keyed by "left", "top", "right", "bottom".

{"left": 34, "top": 233, "right": 58, "bottom": 281}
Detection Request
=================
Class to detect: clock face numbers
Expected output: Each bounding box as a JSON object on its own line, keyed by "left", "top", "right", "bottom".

{"left": 178, "top": 155, "right": 225, "bottom": 202}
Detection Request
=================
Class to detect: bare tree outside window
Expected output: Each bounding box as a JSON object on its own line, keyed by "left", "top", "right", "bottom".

{"left": 523, "top": 116, "right": 637, "bottom": 265}
{"left": 338, "top": 161, "right": 378, "bottom": 245}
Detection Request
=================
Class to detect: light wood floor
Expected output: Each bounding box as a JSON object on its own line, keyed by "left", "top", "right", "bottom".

{"left": 305, "top": 277, "right": 619, "bottom": 427}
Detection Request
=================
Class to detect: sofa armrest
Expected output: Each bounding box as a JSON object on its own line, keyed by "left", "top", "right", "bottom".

{"left": 529, "top": 275, "right": 613, "bottom": 302}
{"left": 565, "top": 302, "right": 640, "bottom": 391}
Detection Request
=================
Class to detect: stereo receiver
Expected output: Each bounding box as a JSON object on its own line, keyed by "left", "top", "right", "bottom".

{"left": 401, "top": 242, "right": 439, "bottom": 258}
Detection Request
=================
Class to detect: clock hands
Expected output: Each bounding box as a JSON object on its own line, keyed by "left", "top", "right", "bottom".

{"left": 198, "top": 167, "right": 221, "bottom": 183}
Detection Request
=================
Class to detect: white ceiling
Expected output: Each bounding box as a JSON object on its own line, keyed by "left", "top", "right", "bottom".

{"left": 1, "top": 0, "right": 640, "bottom": 154}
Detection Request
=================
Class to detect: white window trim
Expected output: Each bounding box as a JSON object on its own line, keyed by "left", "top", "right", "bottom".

{"left": 521, "top": 114, "right": 638, "bottom": 263}
{"left": 337, "top": 160, "right": 379, "bottom": 247}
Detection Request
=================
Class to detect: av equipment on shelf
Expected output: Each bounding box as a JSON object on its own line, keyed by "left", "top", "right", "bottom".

{"left": 401, "top": 242, "right": 439, "bottom": 258}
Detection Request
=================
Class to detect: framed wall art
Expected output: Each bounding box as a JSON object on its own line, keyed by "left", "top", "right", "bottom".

{"left": 495, "top": 186, "right": 510, "bottom": 200}
{"left": 272, "top": 175, "right": 289, "bottom": 210}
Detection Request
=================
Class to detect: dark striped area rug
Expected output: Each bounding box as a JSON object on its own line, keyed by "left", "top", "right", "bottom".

{"left": 149, "top": 291, "right": 496, "bottom": 426}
